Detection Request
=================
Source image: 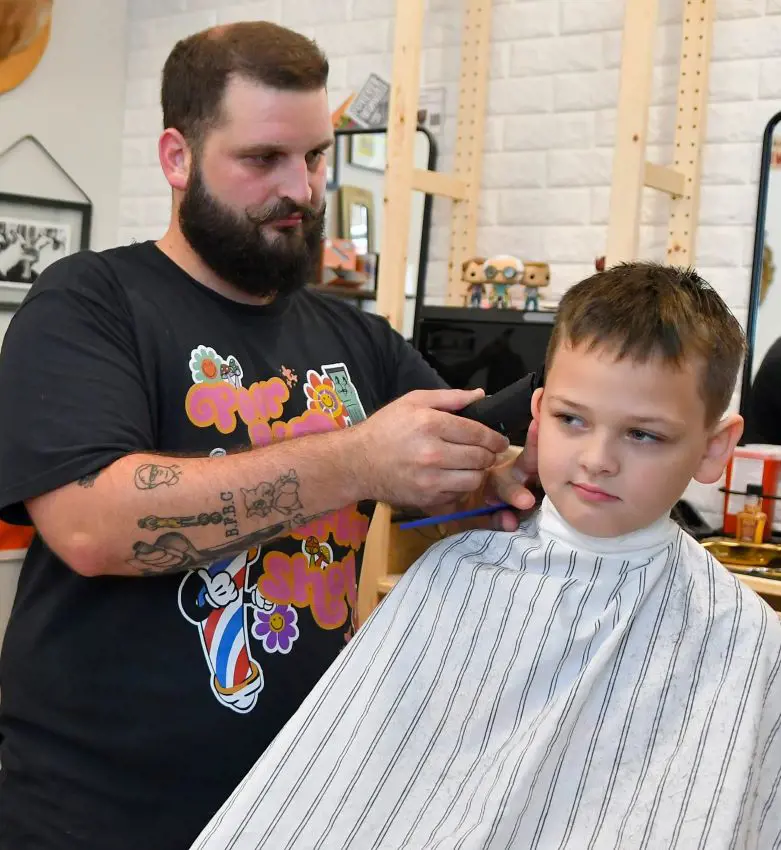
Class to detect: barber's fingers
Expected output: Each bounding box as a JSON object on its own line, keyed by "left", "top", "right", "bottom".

{"left": 517, "top": 419, "right": 539, "bottom": 479}
{"left": 403, "top": 387, "right": 485, "bottom": 413}
{"left": 437, "top": 443, "right": 501, "bottom": 471}
{"left": 434, "top": 415, "right": 509, "bottom": 455}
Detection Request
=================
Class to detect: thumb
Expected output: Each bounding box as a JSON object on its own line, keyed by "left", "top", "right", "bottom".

{"left": 427, "top": 387, "right": 486, "bottom": 413}
{"left": 517, "top": 419, "right": 539, "bottom": 478}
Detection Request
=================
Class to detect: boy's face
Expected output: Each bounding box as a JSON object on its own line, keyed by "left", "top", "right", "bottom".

{"left": 531, "top": 340, "right": 743, "bottom": 538}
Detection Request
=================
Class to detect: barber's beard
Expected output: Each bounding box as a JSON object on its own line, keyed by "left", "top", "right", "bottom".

{"left": 178, "top": 165, "right": 325, "bottom": 300}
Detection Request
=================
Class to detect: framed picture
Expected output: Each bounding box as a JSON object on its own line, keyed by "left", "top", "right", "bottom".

{"left": 348, "top": 133, "right": 387, "bottom": 172}
{"left": 339, "top": 186, "right": 375, "bottom": 255}
{"left": 0, "top": 192, "right": 92, "bottom": 307}
{"left": 326, "top": 141, "right": 339, "bottom": 191}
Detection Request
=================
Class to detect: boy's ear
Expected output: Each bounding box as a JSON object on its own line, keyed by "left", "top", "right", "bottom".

{"left": 693, "top": 413, "right": 744, "bottom": 485}
{"left": 531, "top": 387, "right": 544, "bottom": 423}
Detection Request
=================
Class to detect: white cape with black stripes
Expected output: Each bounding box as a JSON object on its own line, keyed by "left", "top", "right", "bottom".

{"left": 191, "top": 498, "right": 781, "bottom": 850}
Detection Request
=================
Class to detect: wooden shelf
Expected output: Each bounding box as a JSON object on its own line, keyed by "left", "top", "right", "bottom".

{"left": 308, "top": 283, "right": 378, "bottom": 301}
{"left": 377, "top": 575, "right": 401, "bottom": 596}
{"left": 732, "top": 573, "right": 781, "bottom": 600}
{"left": 308, "top": 284, "right": 416, "bottom": 303}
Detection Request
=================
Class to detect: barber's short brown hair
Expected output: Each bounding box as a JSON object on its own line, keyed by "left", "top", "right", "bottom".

{"left": 161, "top": 21, "right": 329, "bottom": 150}
{"left": 546, "top": 262, "right": 745, "bottom": 424}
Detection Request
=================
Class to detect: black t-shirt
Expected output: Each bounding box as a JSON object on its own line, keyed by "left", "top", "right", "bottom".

{"left": 0, "top": 241, "right": 447, "bottom": 850}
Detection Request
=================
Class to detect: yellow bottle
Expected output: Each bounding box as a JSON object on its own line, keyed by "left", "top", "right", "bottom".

{"left": 736, "top": 484, "right": 767, "bottom": 544}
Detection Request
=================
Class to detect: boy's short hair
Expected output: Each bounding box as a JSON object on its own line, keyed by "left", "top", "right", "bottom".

{"left": 161, "top": 21, "right": 329, "bottom": 153}
{"left": 546, "top": 262, "right": 745, "bottom": 424}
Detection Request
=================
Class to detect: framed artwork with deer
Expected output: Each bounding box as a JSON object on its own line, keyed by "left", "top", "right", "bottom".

{"left": 0, "top": 192, "right": 91, "bottom": 307}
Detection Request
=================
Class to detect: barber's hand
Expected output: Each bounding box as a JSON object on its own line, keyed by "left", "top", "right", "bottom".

{"left": 351, "top": 388, "right": 510, "bottom": 509}
{"left": 483, "top": 419, "right": 540, "bottom": 531}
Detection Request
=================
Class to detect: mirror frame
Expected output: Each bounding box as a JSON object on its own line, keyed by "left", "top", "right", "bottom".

{"left": 332, "top": 126, "right": 438, "bottom": 337}
{"left": 739, "top": 109, "right": 781, "bottom": 432}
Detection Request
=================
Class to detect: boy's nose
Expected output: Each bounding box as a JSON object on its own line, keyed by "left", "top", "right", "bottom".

{"left": 579, "top": 434, "right": 619, "bottom": 477}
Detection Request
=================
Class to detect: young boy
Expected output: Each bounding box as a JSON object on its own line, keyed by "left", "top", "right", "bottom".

{"left": 190, "top": 263, "right": 781, "bottom": 850}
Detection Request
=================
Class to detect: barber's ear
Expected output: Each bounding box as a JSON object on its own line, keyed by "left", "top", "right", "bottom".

{"left": 531, "top": 387, "right": 544, "bottom": 424}
{"left": 693, "top": 413, "right": 744, "bottom": 485}
{"left": 158, "top": 128, "right": 192, "bottom": 192}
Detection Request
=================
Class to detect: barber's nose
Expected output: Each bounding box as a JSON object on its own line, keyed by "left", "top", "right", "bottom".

{"left": 579, "top": 432, "right": 619, "bottom": 476}
{"left": 278, "top": 159, "right": 313, "bottom": 205}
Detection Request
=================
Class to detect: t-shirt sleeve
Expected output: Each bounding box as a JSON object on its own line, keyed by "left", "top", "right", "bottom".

{"left": 362, "top": 313, "right": 450, "bottom": 399}
{"left": 0, "top": 254, "right": 155, "bottom": 525}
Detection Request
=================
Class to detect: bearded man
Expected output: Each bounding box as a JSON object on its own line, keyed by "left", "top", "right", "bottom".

{"left": 0, "top": 20, "right": 539, "bottom": 850}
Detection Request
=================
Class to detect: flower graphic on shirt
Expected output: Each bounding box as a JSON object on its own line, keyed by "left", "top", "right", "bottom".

{"left": 189, "top": 346, "right": 224, "bottom": 384}
{"left": 252, "top": 604, "right": 299, "bottom": 654}
{"left": 303, "top": 370, "right": 349, "bottom": 428}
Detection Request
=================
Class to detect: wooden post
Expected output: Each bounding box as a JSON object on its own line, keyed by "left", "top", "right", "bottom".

{"left": 446, "top": 0, "right": 493, "bottom": 304}
{"left": 359, "top": 0, "right": 425, "bottom": 626}
{"left": 605, "top": 0, "right": 660, "bottom": 266}
{"left": 374, "top": 0, "right": 425, "bottom": 331}
{"left": 666, "top": 0, "right": 715, "bottom": 265}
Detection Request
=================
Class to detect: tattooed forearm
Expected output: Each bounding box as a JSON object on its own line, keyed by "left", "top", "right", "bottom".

{"left": 77, "top": 470, "right": 101, "bottom": 488}
{"left": 240, "top": 469, "right": 303, "bottom": 519}
{"left": 134, "top": 463, "right": 182, "bottom": 490}
{"left": 127, "top": 508, "right": 332, "bottom": 577}
{"left": 137, "top": 512, "right": 223, "bottom": 531}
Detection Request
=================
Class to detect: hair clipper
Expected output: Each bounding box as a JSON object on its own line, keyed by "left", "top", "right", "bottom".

{"left": 454, "top": 373, "right": 537, "bottom": 446}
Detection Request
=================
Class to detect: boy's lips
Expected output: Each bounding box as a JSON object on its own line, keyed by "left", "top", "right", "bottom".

{"left": 571, "top": 482, "right": 619, "bottom": 503}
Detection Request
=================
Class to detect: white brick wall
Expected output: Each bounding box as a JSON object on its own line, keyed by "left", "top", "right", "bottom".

{"left": 119, "top": 0, "right": 781, "bottom": 527}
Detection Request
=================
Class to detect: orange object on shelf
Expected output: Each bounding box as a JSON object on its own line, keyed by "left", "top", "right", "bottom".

{"left": 722, "top": 447, "right": 781, "bottom": 541}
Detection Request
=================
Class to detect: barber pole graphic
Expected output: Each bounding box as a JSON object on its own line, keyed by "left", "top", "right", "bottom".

{"left": 196, "top": 554, "right": 263, "bottom": 713}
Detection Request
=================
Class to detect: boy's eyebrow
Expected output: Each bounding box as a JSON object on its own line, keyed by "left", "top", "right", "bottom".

{"left": 548, "top": 396, "right": 685, "bottom": 429}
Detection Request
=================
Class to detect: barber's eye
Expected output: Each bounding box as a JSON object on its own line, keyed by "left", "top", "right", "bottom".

{"left": 306, "top": 150, "right": 326, "bottom": 168}
{"left": 251, "top": 153, "right": 280, "bottom": 167}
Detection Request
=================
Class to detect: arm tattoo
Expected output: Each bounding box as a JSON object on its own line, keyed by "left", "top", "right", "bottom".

{"left": 240, "top": 469, "right": 302, "bottom": 518}
{"left": 127, "top": 509, "right": 332, "bottom": 577}
{"left": 77, "top": 471, "right": 101, "bottom": 488}
{"left": 137, "top": 512, "right": 223, "bottom": 531}
{"left": 134, "top": 463, "right": 181, "bottom": 490}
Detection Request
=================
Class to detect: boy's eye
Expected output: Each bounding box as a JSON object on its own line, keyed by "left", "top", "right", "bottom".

{"left": 628, "top": 428, "right": 662, "bottom": 444}
{"left": 554, "top": 412, "right": 585, "bottom": 429}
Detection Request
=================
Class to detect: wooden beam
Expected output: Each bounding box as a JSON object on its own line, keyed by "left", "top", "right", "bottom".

{"left": 411, "top": 169, "right": 468, "bottom": 200}
{"left": 374, "top": 0, "right": 425, "bottom": 332}
{"left": 446, "top": 0, "right": 492, "bottom": 304}
{"left": 605, "top": 0, "right": 660, "bottom": 266}
{"left": 666, "top": 0, "right": 715, "bottom": 265}
{"left": 358, "top": 503, "right": 392, "bottom": 624}
{"left": 644, "top": 162, "right": 685, "bottom": 196}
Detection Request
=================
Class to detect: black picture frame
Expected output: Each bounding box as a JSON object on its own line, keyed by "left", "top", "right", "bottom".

{"left": 347, "top": 132, "right": 387, "bottom": 173}
{"left": 0, "top": 191, "right": 92, "bottom": 307}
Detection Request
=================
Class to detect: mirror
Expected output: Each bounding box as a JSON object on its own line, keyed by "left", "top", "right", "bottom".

{"left": 740, "top": 111, "right": 781, "bottom": 444}
{"left": 321, "top": 127, "right": 436, "bottom": 340}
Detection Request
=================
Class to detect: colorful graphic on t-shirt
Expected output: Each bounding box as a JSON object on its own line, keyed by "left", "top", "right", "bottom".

{"left": 178, "top": 346, "right": 368, "bottom": 713}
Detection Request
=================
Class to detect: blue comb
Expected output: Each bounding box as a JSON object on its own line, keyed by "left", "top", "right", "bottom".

{"left": 398, "top": 502, "right": 511, "bottom": 530}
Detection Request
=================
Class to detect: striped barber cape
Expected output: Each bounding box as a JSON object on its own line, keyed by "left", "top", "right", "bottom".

{"left": 191, "top": 498, "right": 781, "bottom": 850}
